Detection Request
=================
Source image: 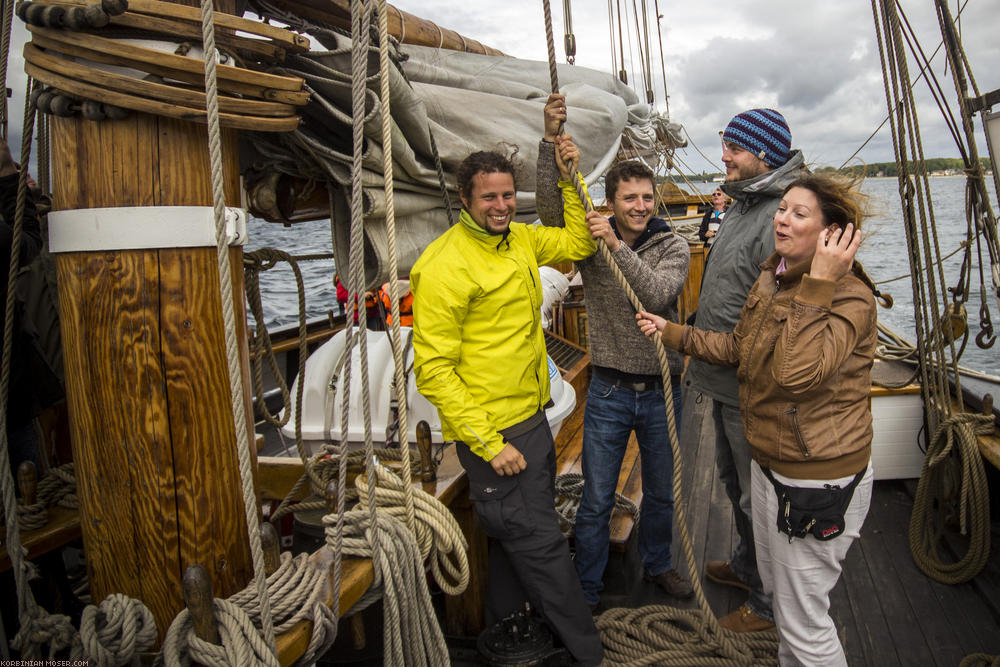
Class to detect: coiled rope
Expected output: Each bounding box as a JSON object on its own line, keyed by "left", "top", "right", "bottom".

{"left": 553, "top": 472, "right": 638, "bottom": 538}
{"left": 909, "top": 412, "right": 994, "bottom": 583}
{"left": 540, "top": 1, "right": 774, "bottom": 663}
{"left": 323, "top": 505, "right": 449, "bottom": 666}
{"left": 74, "top": 593, "right": 157, "bottom": 667}
{"left": 161, "top": 550, "right": 338, "bottom": 667}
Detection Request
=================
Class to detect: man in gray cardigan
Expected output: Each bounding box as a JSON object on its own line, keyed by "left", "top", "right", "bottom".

{"left": 686, "top": 108, "right": 806, "bottom": 632}
{"left": 536, "top": 95, "right": 692, "bottom": 609}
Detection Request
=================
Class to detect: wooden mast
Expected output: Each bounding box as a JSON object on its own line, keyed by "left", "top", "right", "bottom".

{"left": 48, "top": 0, "right": 254, "bottom": 641}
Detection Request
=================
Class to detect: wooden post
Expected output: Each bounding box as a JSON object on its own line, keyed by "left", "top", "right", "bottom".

{"left": 182, "top": 565, "right": 220, "bottom": 646}
{"left": 48, "top": 0, "right": 254, "bottom": 640}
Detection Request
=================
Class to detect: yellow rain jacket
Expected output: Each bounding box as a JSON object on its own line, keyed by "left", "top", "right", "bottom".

{"left": 411, "top": 179, "right": 594, "bottom": 461}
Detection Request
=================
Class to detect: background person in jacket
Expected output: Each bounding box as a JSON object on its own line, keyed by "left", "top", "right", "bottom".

{"left": 638, "top": 172, "right": 875, "bottom": 666}
{"left": 682, "top": 108, "right": 805, "bottom": 632}
{"left": 536, "top": 95, "right": 693, "bottom": 608}
{"left": 411, "top": 139, "right": 602, "bottom": 665}
{"left": 698, "top": 187, "right": 728, "bottom": 247}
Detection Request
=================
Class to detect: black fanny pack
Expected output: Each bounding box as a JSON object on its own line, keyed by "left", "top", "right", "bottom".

{"left": 762, "top": 467, "right": 866, "bottom": 542}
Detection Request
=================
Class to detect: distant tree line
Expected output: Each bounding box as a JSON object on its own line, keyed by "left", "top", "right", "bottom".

{"left": 816, "top": 157, "right": 992, "bottom": 177}
{"left": 660, "top": 157, "right": 992, "bottom": 183}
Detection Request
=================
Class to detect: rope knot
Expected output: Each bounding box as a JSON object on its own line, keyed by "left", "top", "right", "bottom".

{"left": 12, "top": 607, "right": 77, "bottom": 660}
{"left": 77, "top": 593, "right": 157, "bottom": 667}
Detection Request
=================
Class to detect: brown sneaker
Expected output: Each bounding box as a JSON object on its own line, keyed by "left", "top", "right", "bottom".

{"left": 643, "top": 568, "right": 694, "bottom": 599}
{"left": 705, "top": 560, "right": 750, "bottom": 592}
{"left": 718, "top": 604, "right": 775, "bottom": 632}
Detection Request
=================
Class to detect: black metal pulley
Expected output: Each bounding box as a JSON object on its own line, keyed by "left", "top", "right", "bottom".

{"left": 476, "top": 607, "right": 569, "bottom": 666}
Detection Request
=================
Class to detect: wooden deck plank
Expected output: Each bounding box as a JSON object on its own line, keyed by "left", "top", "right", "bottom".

{"left": 872, "top": 482, "right": 992, "bottom": 664}
{"left": 855, "top": 486, "right": 941, "bottom": 666}
{"left": 840, "top": 539, "right": 902, "bottom": 667}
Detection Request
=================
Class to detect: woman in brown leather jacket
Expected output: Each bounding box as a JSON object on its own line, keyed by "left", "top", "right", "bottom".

{"left": 639, "top": 173, "right": 874, "bottom": 667}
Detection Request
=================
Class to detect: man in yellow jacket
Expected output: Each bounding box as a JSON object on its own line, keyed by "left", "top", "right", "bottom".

{"left": 411, "top": 133, "right": 602, "bottom": 665}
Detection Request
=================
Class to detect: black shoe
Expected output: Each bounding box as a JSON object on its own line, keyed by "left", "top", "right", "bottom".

{"left": 644, "top": 568, "right": 694, "bottom": 599}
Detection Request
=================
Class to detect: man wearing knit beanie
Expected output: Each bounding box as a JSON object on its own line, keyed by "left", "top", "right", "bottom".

{"left": 680, "top": 108, "right": 805, "bottom": 632}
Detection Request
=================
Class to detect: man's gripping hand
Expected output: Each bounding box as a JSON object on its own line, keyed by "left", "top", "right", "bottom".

{"left": 490, "top": 442, "right": 527, "bottom": 476}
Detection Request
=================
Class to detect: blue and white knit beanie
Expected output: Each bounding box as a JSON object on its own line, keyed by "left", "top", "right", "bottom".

{"left": 721, "top": 108, "right": 791, "bottom": 168}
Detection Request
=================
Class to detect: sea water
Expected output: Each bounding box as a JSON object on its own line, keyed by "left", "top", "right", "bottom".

{"left": 246, "top": 175, "right": 999, "bottom": 376}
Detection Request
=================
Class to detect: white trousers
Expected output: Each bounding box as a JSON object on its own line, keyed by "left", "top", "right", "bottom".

{"left": 751, "top": 460, "right": 874, "bottom": 667}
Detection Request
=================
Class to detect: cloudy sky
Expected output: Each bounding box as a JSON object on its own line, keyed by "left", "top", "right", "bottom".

{"left": 400, "top": 0, "right": 997, "bottom": 174}
{"left": 2, "top": 1, "right": 996, "bottom": 176}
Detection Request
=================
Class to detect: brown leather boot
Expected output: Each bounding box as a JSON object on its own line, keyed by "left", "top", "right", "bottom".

{"left": 718, "top": 604, "right": 775, "bottom": 632}
{"left": 705, "top": 560, "right": 751, "bottom": 592}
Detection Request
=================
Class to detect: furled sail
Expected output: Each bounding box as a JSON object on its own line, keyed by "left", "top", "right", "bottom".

{"left": 243, "top": 27, "right": 685, "bottom": 285}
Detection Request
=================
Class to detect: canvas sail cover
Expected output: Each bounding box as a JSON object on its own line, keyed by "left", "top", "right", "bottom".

{"left": 244, "top": 30, "right": 685, "bottom": 285}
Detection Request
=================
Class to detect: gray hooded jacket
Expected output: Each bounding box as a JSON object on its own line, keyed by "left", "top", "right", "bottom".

{"left": 685, "top": 149, "right": 806, "bottom": 405}
{"left": 536, "top": 141, "right": 689, "bottom": 376}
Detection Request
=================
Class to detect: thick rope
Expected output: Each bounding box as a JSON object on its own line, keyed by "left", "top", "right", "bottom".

{"left": 553, "top": 472, "right": 638, "bottom": 538}
{"left": 353, "top": 459, "right": 469, "bottom": 595}
{"left": 872, "top": 0, "right": 994, "bottom": 584}
{"left": 73, "top": 593, "right": 157, "bottom": 667}
{"left": 0, "top": 77, "right": 60, "bottom": 658}
{"left": 0, "top": 0, "right": 13, "bottom": 138}
{"left": 198, "top": 0, "right": 276, "bottom": 653}
{"left": 323, "top": 508, "right": 449, "bottom": 666}
{"left": 540, "top": 3, "right": 770, "bottom": 663}
{"left": 908, "top": 412, "right": 993, "bottom": 583}
{"left": 160, "top": 551, "right": 338, "bottom": 666}
{"left": 376, "top": 0, "right": 416, "bottom": 535}
{"left": 161, "top": 599, "right": 280, "bottom": 667}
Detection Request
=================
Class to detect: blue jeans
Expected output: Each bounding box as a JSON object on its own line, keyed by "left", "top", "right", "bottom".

{"left": 574, "top": 374, "right": 682, "bottom": 604}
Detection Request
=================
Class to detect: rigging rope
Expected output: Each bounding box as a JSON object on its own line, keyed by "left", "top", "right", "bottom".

{"left": 871, "top": 0, "right": 996, "bottom": 588}
{"left": 540, "top": 1, "right": 774, "bottom": 663}
{"left": 376, "top": 0, "right": 417, "bottom": 535}
{"left": 199, "top": 0, "right": 277, "bottom": 653}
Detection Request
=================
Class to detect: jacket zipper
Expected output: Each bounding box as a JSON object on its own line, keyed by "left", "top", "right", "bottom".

{"left": 786, "top": 406, "right": 811, "bottom": 458}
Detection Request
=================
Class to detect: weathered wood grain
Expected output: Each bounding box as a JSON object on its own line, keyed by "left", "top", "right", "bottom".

{"left": 50, "top": 97, "right": 253, "bottom": 642}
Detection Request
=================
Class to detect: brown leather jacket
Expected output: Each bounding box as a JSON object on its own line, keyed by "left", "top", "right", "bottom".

{"left": 662, "top": 253, "right": 876, "bottom": 479}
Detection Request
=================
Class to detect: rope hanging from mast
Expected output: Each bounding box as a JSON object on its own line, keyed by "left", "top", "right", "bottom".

{"left": 199, "top": 0, "right": 279, "bottom": 655}
{"left": 539, "top": 1, "right": 775, "bottom": 663}
{"left": 870, "top": 0, "right": 994, "bottom": 588}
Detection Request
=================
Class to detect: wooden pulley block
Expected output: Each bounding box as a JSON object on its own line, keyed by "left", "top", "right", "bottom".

{"left": 81, "top": 99, "right": 104, "bottom": 120}
{"left": 103, "top": 103, "right": 129, "bottom": 120}
{"left": 28, "top": 84, "right": 45, "bottom": 107}
{"left": 101, "top": 0, "right": 127, "bottom": 16}
{"left": 35, "top": 89, "right": 55, "bottom": 113}
{"left": 62, "top": 5, "right": 87, "bottom": 30}
{"left": 39, "top": 4, "right": 65, "bottom": 27}
{"left": 84, "top": 2, "right": 109, "bottom": 26}
{"left": 23, "top": 2, "right": 47, "bottom": 25}
{"left": 15, "top": 1, "right": 32, "bottom": 21}
{"left": 49, "top": 94, "right": 76, "bottom": 116}
{"left": 944, "top": 303, "right": 968, "bottom": 342}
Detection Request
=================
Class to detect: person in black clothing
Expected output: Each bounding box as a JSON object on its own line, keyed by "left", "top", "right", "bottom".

{"left": 0, "top": 138, "right": 52, "bottom": 472}
{"left": 697, "top": 187, "right": 728, "bottom": 247}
